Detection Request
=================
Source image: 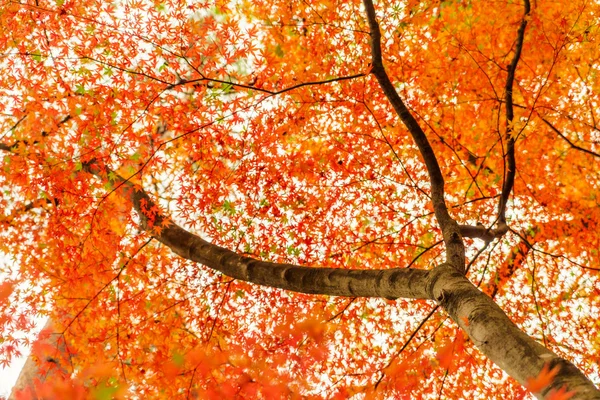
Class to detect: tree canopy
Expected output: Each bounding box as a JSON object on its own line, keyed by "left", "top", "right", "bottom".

{"left": 1, "top": 0, "right": 600, "bottom": 398}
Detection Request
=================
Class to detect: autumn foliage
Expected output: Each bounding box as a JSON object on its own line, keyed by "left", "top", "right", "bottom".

{"left": 1, "top": 0, "right": 600, "bottom": 398}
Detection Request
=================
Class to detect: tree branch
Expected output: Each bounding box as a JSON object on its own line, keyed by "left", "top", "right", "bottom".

{"left": 459, "top": 223, "right": 509, "bottom": 242}
{"left": 540, "top": 116, "right": 600, "bottom": 158}
{"left": 498, "top": 0, "right": 531, "bottom": 224}
{"left": 484, "top": 227, "right": 537, "bottom": 298}
{"left": 362, "top": 0, "right": 465, "bottom": 271}
{"left": 0, "top": 198, "right": 57, "bottom": 226}
{"left": 0, "top": 115, "right": 72, "bottom": 152}
{"left": 4, "top": 136, "right": 595, "bottom": 398}
{"left": 81, "top": 160, "right": 431, "bottom": 300}
{"left": 81, "top": 159, "right": 600, "bottom": 398}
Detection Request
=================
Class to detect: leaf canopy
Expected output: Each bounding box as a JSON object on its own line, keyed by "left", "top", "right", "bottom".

{"left": 1, "top": 0, "right": 599, "bottom": 398}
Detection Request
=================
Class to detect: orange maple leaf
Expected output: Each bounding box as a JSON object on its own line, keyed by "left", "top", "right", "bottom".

{"left": 0, "top": 280, "right": 14, "bottom": 304}
{"left": 547, "top": 386, "right": 576, "bottom": 400}
{"left": 436, "top": 342, "right": 455, "bottom": 371}
{"left": 526, "top": 363, "right": 560, "bottom": 393}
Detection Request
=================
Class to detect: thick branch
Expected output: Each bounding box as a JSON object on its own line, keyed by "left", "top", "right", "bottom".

{"left": 459, "top": 223, "right": 509, "bottom": 242}
{"left": 498, "top": 0, "right": 531, "bottom": 224}
{"left": 23, "top": 157, "right": 596, "bottom": 399}
{"left": 430, "top": 264, "right": 600, "bottom": 400}
{"left": 82, "top": 161, "right": 431, "bottom": 300}
{"left": 9, "top": 318, "right": 70, "bottom": 400}
{"left": 362, "top": 0, "right": 465, "bottom": 271}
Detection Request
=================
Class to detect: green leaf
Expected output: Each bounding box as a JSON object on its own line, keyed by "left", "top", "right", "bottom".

{"left": 172, "top": 351, "right": 185, "bottom": 367}
{"left": 223, "top": 200, "right": 235, "bottom": 215}
{"left": 92, "top": 382, "right": 120, "bottom": 400}
{"left": 221, "top": 83, "right": 234, "bottom": 94}
{"left": 274, "top": 44, "right": 284, "bottom": 58}
{"left": 75, "top": 84, "right": 87, "bottom": 95}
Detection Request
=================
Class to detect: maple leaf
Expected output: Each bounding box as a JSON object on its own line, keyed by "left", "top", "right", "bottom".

{"left": 526, "top": 363, "right": 560, "bottom": 393}
{"left": 435, "top": 341, "right": 459, "bottom": 374}
{"left": 547, "top": 386, "right": 577, "bottom": 400}
{"left": 0, "top": 281, "right": 14, "bottom": 304}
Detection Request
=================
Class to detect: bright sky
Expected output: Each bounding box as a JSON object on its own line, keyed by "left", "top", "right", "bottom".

{"left": 0, "top": 315, "right": 45, "bottom": 398}
{"left": 0, "top": 354, "right": 26, "bottom": 398}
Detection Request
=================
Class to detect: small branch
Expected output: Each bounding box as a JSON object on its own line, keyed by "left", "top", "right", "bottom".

{"left": 1, "top": 114, "right": 27, "bottom": 137}
{"left": 327, "top": 298, "right": 357, "bottom": 322}
{"left": 62, "top": 238, "right": 154, "bottom": 333}
{"left": 0, "top": 115, "right": 72, "bottom": 152}
{"left": 498, "top": 0, "right": 531, "bottom": 224}
{"left": 540, "top": 116, "right": 600, "bottom": 158}
{"left": 374, "top": 305, "right": 439, "bottom": 389}
{"left": 485, "top": 227, "right": 537, "bottom": 299}
{"left": 179, "top": 73, "right": 366, "bottom": 96}
{"left": 0, "top": 198, "right": 57, "bottom": 226}
{"left": 84, "top": 53, "right": 365, "bottom": 97}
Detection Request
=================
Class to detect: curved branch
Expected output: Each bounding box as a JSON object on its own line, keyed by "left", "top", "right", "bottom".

{"left": 483, "top": 216, "right": 599, "bottom": 298}
{"left": 498, "top": 0, "right": 531, "bottom": 224}
{"left": 362, "top": 0, "right": 465, "bottom": 271}
{"left": 54, "top": 161, "right": 600, "bottom": 399}
{"left": 82, "top": 161, "right": 431, "bottom": 300}
{"left": 0, "top": 115, "right": 72, "bottom": 152}
{"left": 540, "top": 116, "right": 600, "bottom": 158}
{"left": 82, "top": 54, "right": 366, "bottom": 96}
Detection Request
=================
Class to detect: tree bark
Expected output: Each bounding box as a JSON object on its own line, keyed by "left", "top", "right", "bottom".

{"left": 9, "top": 318, "right": 70, "bottom": 400}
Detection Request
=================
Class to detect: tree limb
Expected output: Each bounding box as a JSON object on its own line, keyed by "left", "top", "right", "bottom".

{"left": 429, "top": 264, "right": 600, "bottom": 400}
{"left": 540, "top": 116, "right": 600, "bottom": 158}
{"left": 484, "top": 227, "right": 537, "bottom": 298}
{"left": 0, "top": 115, "right": 72, "bottom": 152}
{"left": 81, "top": 160, "right": 432, "bottom": 300}
{"left": 459, "top": 223, "right": 509, "bottom": 242}
{"left": 498, "top": 0, "right": 531, "bottom": 224}
{"left": 362, "top": 0, "right": 465, "bottom": 271}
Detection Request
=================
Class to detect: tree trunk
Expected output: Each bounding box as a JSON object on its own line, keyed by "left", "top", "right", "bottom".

{"left": 9, "top": 318, "right": 70, "bottom": 400}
